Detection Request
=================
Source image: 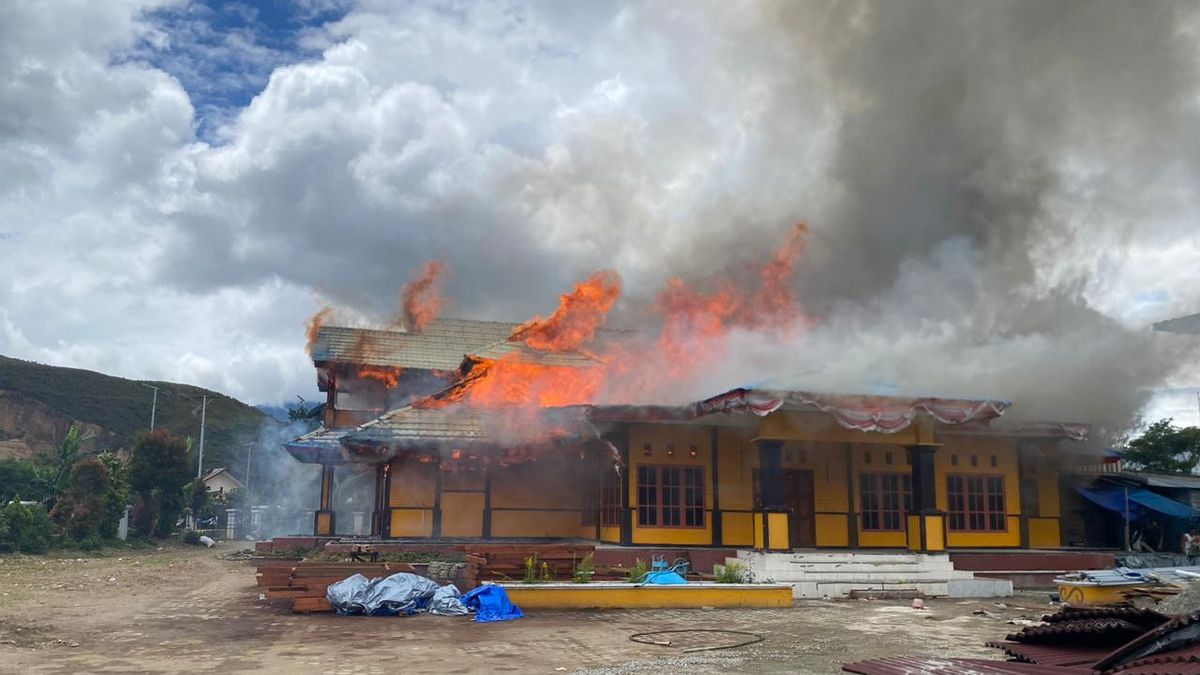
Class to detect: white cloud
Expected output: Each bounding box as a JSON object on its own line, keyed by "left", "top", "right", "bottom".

{"left": 1, "top": 0, "right": 1199, "bottom": 425}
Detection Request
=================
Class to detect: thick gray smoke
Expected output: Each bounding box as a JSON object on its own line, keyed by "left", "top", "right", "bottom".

{"left": 616, "top": 1, "right": 1200, "bottom": 439}
{"left": 157, "top": 1, "right": 1200, "bottom": 437}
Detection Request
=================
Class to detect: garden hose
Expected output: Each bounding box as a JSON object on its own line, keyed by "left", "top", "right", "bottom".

{"left": 628, "top": 629, "right": 765, "bottom": 653}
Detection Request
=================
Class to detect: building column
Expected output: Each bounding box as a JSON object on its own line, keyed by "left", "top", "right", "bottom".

{"left": 482, "top": 463, "right": 493, "bottom": 539}
{"left": 756, "top": 439, "right": 790, "bottom": 551}
{"left": 372, "top": 462, "right": 391, "bottom": 538}
{"left": 845, "top": 443, "right": 858, "bottom": 548}
{"left": 906, "top": 444, "right": 946, "bottom": 552}
{"left": 610, "top": 429, "right": 632, "bottom": 547}
{"left": 432, "top": 459, "right": 443, "bottom": 538}
{"left": 314, "top": 464, "right": 335, "bottom": 536}
{"left": 710, "top": 427, "right": 722, "bottom": 547}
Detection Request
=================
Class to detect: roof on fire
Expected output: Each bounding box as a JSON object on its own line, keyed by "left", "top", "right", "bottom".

{"left": 310, "top": 319, "right": 626, "bottom": 371}
{"left": 310, "top": 319, "right": 518, "bottom": 370}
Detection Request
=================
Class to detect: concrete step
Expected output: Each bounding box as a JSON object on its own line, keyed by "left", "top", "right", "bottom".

{"left": 737, "top": 551, "right": 941, "bottom": 564}
{"left": 731, "top": 550, "right": 1014, "bottom": 599}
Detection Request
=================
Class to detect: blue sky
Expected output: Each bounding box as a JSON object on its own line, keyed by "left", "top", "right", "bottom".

{"left": 130, "top": 0, "right": 349, "bottom": 140}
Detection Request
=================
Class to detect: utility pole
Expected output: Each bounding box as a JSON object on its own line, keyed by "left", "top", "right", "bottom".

{"left": 140, "top": 383, "right": 159, "bottom": 430}
{"left": 244, "top": 442, "right": 255, "bottom": 497}
{"left": 197, "top": 395, "right": 208, "bottom": 479}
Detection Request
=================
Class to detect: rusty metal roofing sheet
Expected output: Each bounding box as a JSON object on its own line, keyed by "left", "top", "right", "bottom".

{"left": 842, "top": 656, "right": 1089, "bottom": 674}
{"left": 1007, "top": 619, "right": 1146, "bottom": 644}
{"left": 1112, "top": 642, "right": 1200, "bottom": 673}
{"left": 1044, "top": 607, "right": 1170, "bottom": 629}
{"left": 1093, "top": 610, "right": 1200, "bottom": 673}
{"left": 986, "top": 641, "right": 1111, "bottom": 667}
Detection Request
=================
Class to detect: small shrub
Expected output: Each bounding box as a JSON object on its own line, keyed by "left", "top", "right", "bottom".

{"left": 627, "top": 557, "right": 649, "bottom": 582}
{"left": 572, "top": 553, "right": 594, "bottom": 584}
{"left": 540, "top": 561, "right": 552, "bottom": 583}
{"left": 715, "top": 562, "right": 747, "bottom": 584}
{"left": 78, "top": 532, "right": 104, "bottom": 551}
{"left": 522, "top": 554, "right": 539, "bottom": 583}
{"left": 182, "top": 530, "right": 202, "bottom": 546}
{"left": 0, "top": 500, "right": 54, "bottom": 554}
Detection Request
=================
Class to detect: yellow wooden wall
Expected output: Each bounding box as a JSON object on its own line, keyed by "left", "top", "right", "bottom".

{"left": 375, "top": 419, "right": 1064, "bottom": 549}
{"left": 490, "top": 457, "right": 593, "bottom": 538}
{"left": 935, "top": 437, "right": 1022, "bottom": 548}
{"left": 627, "top": 424, "right": 714, "bottom": 545}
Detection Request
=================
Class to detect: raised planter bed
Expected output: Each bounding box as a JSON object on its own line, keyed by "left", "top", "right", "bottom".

{"left": 496, "top": 582, "right": 793, "bottom": 609}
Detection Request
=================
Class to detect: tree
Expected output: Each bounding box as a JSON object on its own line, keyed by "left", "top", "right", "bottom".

{"left": 38, "top": 423, "right": 95, "bottom": 507}
{"left": 95, "top": 452, "right": 129, "bottom": 540}
{"left": 128, "top": 430, "right": 192, "bottom": 537}
{"left": 0, "top": 459, "right": 45, "bottom": 503}
{"left": 1123, "top": 419, "right": 1200, "bottom": 475}
{"left": 0, "top": 500, "right": 54, "bottom": 553}
{"left": 50, "top": 457, "right": 110, "bottom": 547}
{"left": 288, "top": 396, "right": 324, "bottom": 432}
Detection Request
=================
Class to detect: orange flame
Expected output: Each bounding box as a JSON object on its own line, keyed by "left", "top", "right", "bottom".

{"left": 305, "top": 306, "right": 333, "bottom": 355}
{"left": 356, "top": 365, "right": 403, "bottom": 388}
{"left": 510, "top": 270, "right": 621, "bottom": 352}
{"left": 401, "top": 260, "right": 446, "bottom": 333}
{"left": 424, "top": 223, "right": 812, "bottom": 411}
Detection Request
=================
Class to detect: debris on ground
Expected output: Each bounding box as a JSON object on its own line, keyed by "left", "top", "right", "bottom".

{"left": 1156, "top": 579, "right": 1200, "bottom": 615}
{"left": 844, "top": 604, "right": 1200, "bottom": 674}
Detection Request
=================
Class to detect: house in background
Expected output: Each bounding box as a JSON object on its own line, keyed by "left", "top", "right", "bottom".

{"left": 286, "top": 319, "right": 1085, "bottom": 553}
{"left": 201, "top": 467, "right": 244, "bottom": 496}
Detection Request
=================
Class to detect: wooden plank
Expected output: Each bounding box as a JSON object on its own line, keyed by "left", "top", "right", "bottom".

{"left": 291, "top": 597, "right": 333, "bottom": 614}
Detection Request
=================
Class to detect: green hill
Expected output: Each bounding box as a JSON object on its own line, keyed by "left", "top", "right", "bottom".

{"left": 0, "top": 355, "right": 280, "bottom": 475}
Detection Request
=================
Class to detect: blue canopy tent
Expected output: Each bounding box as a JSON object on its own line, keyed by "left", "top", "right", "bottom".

{"left": 1076, "top": 486, "right": 1197, "bottom": 520}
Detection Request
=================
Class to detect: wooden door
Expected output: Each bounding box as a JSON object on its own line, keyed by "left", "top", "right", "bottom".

{"left": 787, "top": 469, "right": 816, "bottom": 548}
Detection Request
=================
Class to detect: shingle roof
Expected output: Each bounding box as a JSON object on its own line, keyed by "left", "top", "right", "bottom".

{"left": 310, "top": 318, "right": 518, "bottom": 370}
{"left": 341, "top": 404, "right": 594, "bottom": 450}
{"left": 348, "top": 405, "right": 488, "bottom": 444}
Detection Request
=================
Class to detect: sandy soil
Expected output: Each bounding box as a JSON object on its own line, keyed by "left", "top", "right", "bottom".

{"left": 0, "top": 542, "right": 1054, "bottom": 674}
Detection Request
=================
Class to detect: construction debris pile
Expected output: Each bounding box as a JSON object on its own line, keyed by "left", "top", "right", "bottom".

{"left": 844, "top": 605, "right": 1200, "bottom": 674}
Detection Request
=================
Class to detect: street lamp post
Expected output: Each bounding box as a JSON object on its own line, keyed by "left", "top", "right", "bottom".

{"left": 140, "top": 383, "right": 159, "bottom": 430}
{"left": 196, "top": 395, "right": 208, "bottom": 479}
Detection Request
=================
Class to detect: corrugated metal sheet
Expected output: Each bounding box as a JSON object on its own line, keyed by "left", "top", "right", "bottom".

{"left": 1043, "top": 607, "right": 1169, "bottom": 629}
{"left": 842, "top": 656, "right": 1088, "bottom": 674}
{"left": 985, "top": 641, "right": 1111, "bottom": 666}
{"left": 1093, "top": 610, "right": 1200, "bottom": 672}
{"left": 1113, "top": 643, "right": 1200, "bottom": 673}
{"left": 1006, "top": 619, "right": 1144, "bottom": 644}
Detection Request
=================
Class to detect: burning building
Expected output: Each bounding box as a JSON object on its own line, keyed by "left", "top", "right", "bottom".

{"left": 285, "top": 315, "right": 1082, "bottom": 552}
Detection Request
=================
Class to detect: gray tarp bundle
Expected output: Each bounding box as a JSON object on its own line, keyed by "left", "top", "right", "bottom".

{"left": 326, "top": 572, "right": 468, "bottom": 617}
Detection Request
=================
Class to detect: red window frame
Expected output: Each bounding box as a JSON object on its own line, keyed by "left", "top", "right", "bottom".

{"left": 947, "top": 474, "right": 1007, "bottom": 532}
{"left": 859, "top": 472, "right": 911, "bottom": 531}
{"left": 599, "top": 469, "right": 622, "bottom": 527}
{"left": 637, "top": 465, "right": 705, "bottom": 528}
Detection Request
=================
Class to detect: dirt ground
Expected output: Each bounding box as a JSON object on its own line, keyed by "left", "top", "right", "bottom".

{"left": 0, "top": 542, "right": 1056, "bottom": 674}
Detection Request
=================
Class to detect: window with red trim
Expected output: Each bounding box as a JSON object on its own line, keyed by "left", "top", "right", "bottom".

{"left": 599, "top": 469, "right": 622, "bottom": 527}
{"left": 637, "top": 465, "right": 704, "bottom": 528}
{"left": 860, "top": 473, "right": 911, "bottom": 531}
{"left": 947, "top": 474, "right": 1006, "bottom": 531}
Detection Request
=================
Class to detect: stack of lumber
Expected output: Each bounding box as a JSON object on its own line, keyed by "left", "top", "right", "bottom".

{"left": 257, "top": 560, "right": 416, "bottom": 614}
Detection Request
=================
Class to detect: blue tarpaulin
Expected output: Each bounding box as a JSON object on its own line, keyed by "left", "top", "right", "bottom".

{"left": 461, "top": 585, "right": 524, "bottom": 623}
{"left": 1076, "top": 486, "right": 1196, "bottom": 520}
